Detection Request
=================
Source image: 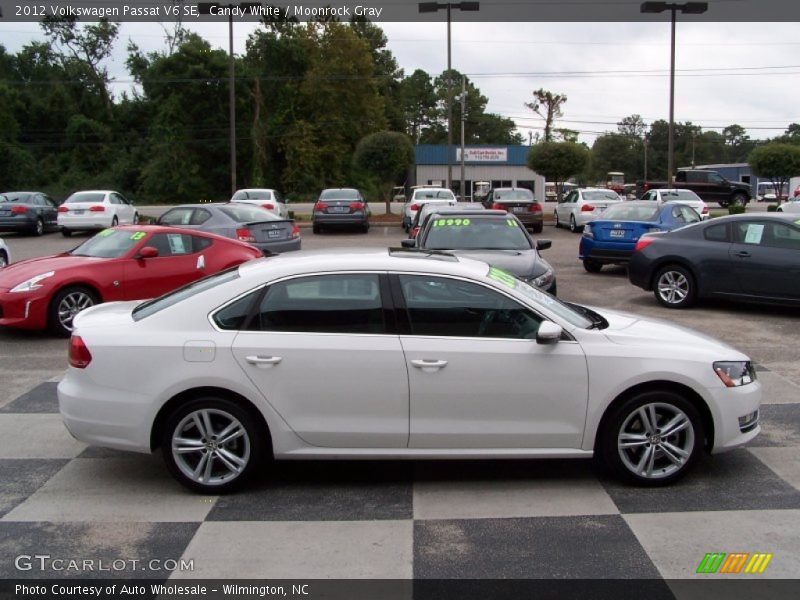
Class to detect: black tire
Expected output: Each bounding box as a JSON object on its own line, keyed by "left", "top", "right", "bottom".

{"left": 111, "top": 216, "right": 119, "bottom": 227}
{"left": 554, "top": 211, "right": 560, "bottom": 228}
{"left": 601, "top": 390, "right": 704, "bottom": 486}
{"left": 48, "top": 286, "right": 99, "bottom": 337}
{"left": 133, "top": 212, "right": 140, "bottom": 225}
{"left": 653, "top": 264, "right": 696, "bottom": 309}
{"left": 0, "top": 250, "right": 7, "bottom": 268}
{"left": 569, "top": 214, "right": 580, "bottom": 233}
{"left": 730, "top": 192, "right": 748, "bottom": 207}
{"left": 161, "top": 396, "right": 267, "bottom": 494}
{"left": 31, "top": 218, "right": 44, "bottom": 237}
{"left": 533, "top": 223, "right": 543, "bottom": 234}
{"left": 61, "top": 228, "right": 72, "bottom": 237}
{"left": 583, "top": 259, "right": 603, "bottom": 273}
{"left": 361, "top": 223, "right": 370, "bottom": 234}
{"left": 312, "top": 224, "right": 321, "bottom": 234}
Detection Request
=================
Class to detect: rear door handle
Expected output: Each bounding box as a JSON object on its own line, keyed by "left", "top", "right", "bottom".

{"left": 245, "top": 355, "right": 283, "bottom": 366}
{"left": 410, "top": 359, "right": 448, "bottom": 372}
{"left": 734, "top": 251, "right": 751, "bottom": 258}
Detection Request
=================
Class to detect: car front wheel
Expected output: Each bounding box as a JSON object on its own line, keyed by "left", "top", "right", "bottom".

{"left": 654, "top": 265, "right": 696, "bottom": 308}
{"left": 602, "top": 391, "right": 704, "bottom": 486}
{"left": 161, "top": 397, "right": 266, "bottom": 494}
{"left": 48, "top": 286, "right": 98, "bottom": 337}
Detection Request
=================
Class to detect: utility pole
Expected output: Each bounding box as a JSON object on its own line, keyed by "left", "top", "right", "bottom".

{"left": 228, "top": 10, "right": 236, "bottom": 195}
{"left": 691, "top": 130, "right": 696, "bottom": 168}
{"left": 460, "top": 75, "right": 466, "bottom": 201}
{"left": 643, "top": 132, "right": 649, "bottom": 182}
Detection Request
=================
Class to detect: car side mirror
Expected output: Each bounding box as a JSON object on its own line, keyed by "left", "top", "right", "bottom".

{"left": 401, "top": 239, "right": 416, "bottom": 248}
{"left": 536, "top": 321, "right": 563, "bottom": 345}
{"left": 138, "top": 246, "right": 159, "bottom": 259}
{"left": 536, "top": 239, "right": 552, "bottom": 251}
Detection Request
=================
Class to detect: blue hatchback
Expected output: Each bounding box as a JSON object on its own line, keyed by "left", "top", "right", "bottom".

{"left": 579, "top": 201, "right": 701, "bottom": 273}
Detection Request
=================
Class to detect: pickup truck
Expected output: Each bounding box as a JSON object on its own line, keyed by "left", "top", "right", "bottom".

{"left": 637, "top": 170, "right": 751, "bottom": 208}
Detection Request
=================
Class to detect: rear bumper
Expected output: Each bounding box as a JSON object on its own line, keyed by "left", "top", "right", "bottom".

{"left": 313, "top": 212, "right": 369, "bottom": 226}
{"left": 254, "top": 238, "right": 301, "bottom": 254}
{"left": 579, "top": 238, "right": 635, "bottom": 264}
{"left": 513, "top": 213, "right": 543, "bottom": 227}
{"left": 0, "top": 216, "right": 37, "bottom": 232}
{"left": 58, "top": 214, "right": 113, "bottom": 230}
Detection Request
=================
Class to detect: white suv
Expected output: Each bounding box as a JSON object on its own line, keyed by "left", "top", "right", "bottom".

{"left": 402, "top": 187, "right": 457, "bottom": 231}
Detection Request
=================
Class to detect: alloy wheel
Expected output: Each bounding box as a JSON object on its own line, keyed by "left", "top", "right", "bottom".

{"left": 57, "top": 290, "right": 95, "bottom": 332}
{"left": 657, "top": 270, "right": 690, "bottom": 305}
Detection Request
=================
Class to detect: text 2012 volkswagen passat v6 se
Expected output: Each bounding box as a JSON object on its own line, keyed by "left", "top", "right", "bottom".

{"left": 58, "top": 250, "right": 761, "bottom": 493}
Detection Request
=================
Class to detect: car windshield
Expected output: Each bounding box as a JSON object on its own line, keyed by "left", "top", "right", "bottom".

{"left": 66, "top": 192, "right": 105, "bottom": 203}
{"left": 423, "top": 217, "right": 531, "bottom": 250}
{"left": 0, "top": 193, "right": 32, "bottom": 203}
{"left": 320, "top": 189, "right": 359, "bottom": 200}
{"left": 132, "top": 268, "right": 241, "bottom": 321}
{"left": 232, "top": 190, "right": 272, "bottom": 200}
{"left": 219, "top": 204, "right": 282, "bottom": 223}
{"left": 601, "top": 204, "right": 660, "bottom": 221}
{"left": 414, "top": 190, "right": 455, "bottom": 200}
{"left": 69, "top": 229, "right": 144, "bottom": 258}
{"left": 485, "top": 266, "right": 593, "bottom": 329}
{"left": 583, "top": 191, "right": 620, "bottom": 201}
{"left": 494, "top": 190, "right": 533, "bottom": 201}
{"left": 661, "top": 190, "right": 700, "bottom": 201}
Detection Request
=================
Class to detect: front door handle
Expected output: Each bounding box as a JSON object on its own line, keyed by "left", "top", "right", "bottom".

{"left": 410, "top": 359, "right": 448, "bottom": 372}
{"left": 245, "top": 355, "right": 283, "bottom": 367}
{"left": 734, "top": 251, "right": 751, "bottom": 258}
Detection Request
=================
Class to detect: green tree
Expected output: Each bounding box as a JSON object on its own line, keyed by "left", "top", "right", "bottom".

{"left": 590, "top": 133, "right": 640, "bottom": 184}
{"left": 399, "top": 69, "right": 437, "bottom": 143}
{"left": 352, "top": 131, "right": 414, "bottom": 213}
{"left": 748, "top": 143, "right": 800, "bottom": 204}
{"left": 527, "top": 141, "right": 589, "bottom": 201}
{"left": 617, "top": 114, "right": 646, "bottom": 138}
{"left": 525, "top": 89, "right": 567, "bottom": 142}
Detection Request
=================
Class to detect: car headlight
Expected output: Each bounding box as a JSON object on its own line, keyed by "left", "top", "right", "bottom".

{"left": 714, "top": 361, "right": 756, "bottom": 387}
{"left": 10, "top": 271, "right": 55, "bottom": 293}
{"left": 583, "top": 224, "right": 593, "bottom": 238}
{"left": 529, "top": 269, "right": 554, "bottom": 289}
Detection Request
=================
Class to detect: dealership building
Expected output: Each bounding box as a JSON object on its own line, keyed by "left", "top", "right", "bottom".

{"left": 413, "top": 145, "right": 545, "bottom": 203}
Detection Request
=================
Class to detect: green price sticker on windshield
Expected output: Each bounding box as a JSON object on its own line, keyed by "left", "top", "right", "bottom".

{"left": 130, "top": 232, "right": 146, "bottom": 241}
{"left": 507, "top": 219, "right": 518, "bottom": 227}
{"left": 98, "top": 229, "right": 114, "bottom": 237}
{"left": 434, "top": 218, "right": 470, "bottom": 227}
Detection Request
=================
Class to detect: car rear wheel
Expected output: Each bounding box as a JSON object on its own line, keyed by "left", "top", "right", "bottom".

{"left": 602, "top": 391, "right": 703, "bottom": 486}
{"left": 583, "top": 259, "right": 603, "bottom": 273}
{"left": 31, "top": 218, "right": 44, "bottom": 237}
{"left": 111, "top": 216, "right": 119, "bottom": 227}
{"left": 61, "top": 229, "right": 72, "bottom": 237}
{"left": 533, "top": 223, "right": 543, "bottom": 234}
{"left": 731, "top": 192, "right": 748, "bottom": 207}
{"left": 133, "top": 213, "right": 139, "bottom": 225}
{"left": 0, "top": 250, "right": 7, "bottom": 268}
{"left": 48, "top": 286, "right": 98, "bottom": 337}
{"left": 313, "top": 224, "right": 321, "bottom": 234}
{"left": 654, "top": 265, "right": 696, "bottom": 308}
{"left": 554, "top": 211, "right": 560, "bottom": 228}
{"left": 161, "top": 397, "right": 265, "bottom": 494}
{"left": 569, "top": 214, "right": 579, "bottom": 233}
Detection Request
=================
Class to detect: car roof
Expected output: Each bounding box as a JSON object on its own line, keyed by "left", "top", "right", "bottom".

{"left": 429, "top": 209, "right": 507, "bottom": 218}
{"left": 235, "top": 188, "right": 277, "bottom": 192}
{"left": 580, "top": 187, "right": 620, "bottom": 193}
{"left": 70, "top": 190, "right": 115, "bottom": 194}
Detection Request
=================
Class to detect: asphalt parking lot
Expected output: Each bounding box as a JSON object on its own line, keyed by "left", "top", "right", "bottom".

{"left": 1, "top": 214, "right": 799, "bottom": 587}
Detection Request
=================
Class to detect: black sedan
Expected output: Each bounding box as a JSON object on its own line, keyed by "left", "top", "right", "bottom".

{"left": 629, "top": 213, "right": 800, "bottom": 308}
{"left": 403, "top": 210, "right": 557, "bottom": 294}
{"left": 0, "top": 191, "right": 59, "bottom": 236}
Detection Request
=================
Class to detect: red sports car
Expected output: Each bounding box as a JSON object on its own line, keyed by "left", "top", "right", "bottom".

{"left": 0, "top": 225, "right": 262, "bottom": 336}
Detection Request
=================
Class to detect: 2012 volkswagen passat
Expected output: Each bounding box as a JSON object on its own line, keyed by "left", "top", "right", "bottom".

{"left": 58, "top": 250, "right": 761, "bottom": 493}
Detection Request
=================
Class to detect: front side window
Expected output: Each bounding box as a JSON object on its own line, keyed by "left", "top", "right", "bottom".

{"left": 399, "top": 275, "right": 542, "bottom": 339}
{"left": 250, "top": 274, "right": 384, "bottom": 334}
{"left": 736, "top": 221, "right": 800, "bottom": 250}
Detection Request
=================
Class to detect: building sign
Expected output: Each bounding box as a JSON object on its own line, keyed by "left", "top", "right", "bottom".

{"left": 456, "top": 148, "right": 508, "bottom": 162}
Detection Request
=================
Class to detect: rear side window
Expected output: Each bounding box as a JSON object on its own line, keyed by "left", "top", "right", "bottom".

{"left": 703, "top": 223, "right": 728, "bottom": 242}
{"left": 249, "top": 274, "right": 385, "bottom": 334}
{"left": 213, "top": 289, "right": 262, "bottom": 330}
{"left": 133, "top": 269, "right": 241, "bottom": 321}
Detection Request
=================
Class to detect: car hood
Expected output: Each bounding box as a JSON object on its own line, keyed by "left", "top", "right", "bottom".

{"left": 591, "top": 306, "right": 746, "bottom": 358}
{"left": 73, "top": 300, "right": 141, "bottom": 330}
{"left": 447, "top": 249, "right": 549, "bottom": 277}
{"left": 0, "top": 254, "right": 106, "bottom": 287}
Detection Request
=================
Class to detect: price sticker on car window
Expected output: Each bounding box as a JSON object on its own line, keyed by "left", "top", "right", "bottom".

{"left": 98, "top": 229, "right": 114, "bottom": 237}
{"left": 487, "top": 266, "right": 518, "bottom": 288}
{"left": 130, "top": 232, "right": 146, "bottom": 241}
{"left": 507, "top": 219, "right": 518, "bottom": 227}
{"left": 434, "top": 218, "right": 470, "bottom": 227}
{"left": 744, "top": 224, "right": 764, "bottom": 244}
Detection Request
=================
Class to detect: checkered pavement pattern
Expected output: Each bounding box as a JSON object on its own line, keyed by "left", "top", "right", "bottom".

{"left": 1, "top": 372, "right": 800, "bottom": 583}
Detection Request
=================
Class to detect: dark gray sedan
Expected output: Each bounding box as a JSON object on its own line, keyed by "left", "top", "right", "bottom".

{"left": 0, "top": 191, "right": 59, "bottom": 236}
{"left": 404, "top": 210, "right": 557, "bottom": 295}
{"left": 312, "top": 188, "right": 369, "bottom": 234}
{"left": 158, "top": 203, "right": 301, "bottom": 254}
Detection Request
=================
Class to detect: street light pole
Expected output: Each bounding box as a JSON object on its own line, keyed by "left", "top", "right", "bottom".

{"left": 419, "top": 3, "right": 480, "bottom": 193}
{"left": 641, "top": 2, "right": 708, "bottom": 187}
{"left": 460, "top": 75, "right": 466, "bottom": 200}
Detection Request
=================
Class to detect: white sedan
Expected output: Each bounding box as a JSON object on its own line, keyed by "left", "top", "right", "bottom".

{"left": 230, "top": 188, "right": 289, "bottom": 219}
{"left": 554, "top": 188, "right": 623, "bottom": 232}
{"left": 0, "top": 237, "right": 10, "bottom": 267}
{"left": 640, "top": 188, "right": 709, "bottom": 220}
{"left": 58, "top": 250, "right": 761, "bottom": 493}
{"left": 777, "top": 200, "right": 800, "bottom": 213}
{"left": 57, "top": 190, "right": 139, "bottom": 237}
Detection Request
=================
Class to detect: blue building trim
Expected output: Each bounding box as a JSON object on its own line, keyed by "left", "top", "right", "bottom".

{"left": 415, "top": 145, "right": 531, "bottom": 166}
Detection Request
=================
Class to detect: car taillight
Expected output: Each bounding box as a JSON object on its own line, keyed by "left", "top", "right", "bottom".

{"left": 349, "top": 202, "right": 365, "bottom": 211}
{"left": 314, "top": 201, "right": 329, "bottom": 211}
{"left": 411, "top": 226, "right": 420, "bottom": 238}
{"left": 89, "top": 205, "right": 105, "bottom": 212}
{"left": 236, "top": 228, "right": 256, "bottom": 242}
{"left": 69, "top": 335, "right": 92, "bottom": 369}
{"left": 409, "top": 203, "right": 420, "bottom": 212}
{"left": 491, "top": 202, "right": 507, "bottom": 211}
{"left": 290, "top": 223, "right": 300, "bottom": 239}
{"left": 581, "top": 204, "right": 595, "bottom": 212}
{"left": 10, "top": 205, "right": 28, "bottom": 214}
{"left": 57, "top": 206, "right": 69, "bottom": 213}
{"left": 634, "top": 237, "right": 656, "bottom": 252}
{"left": 702, "top": 206, "right": 709, "bottom": 214}
{"left": 529, "top": 202, "right": 542, "bottom": 212}
{"left": 261, "top": 203, "right": 274, "bottom": 210}
{"left": 642, "top": 183, "right": 650, "bottom": 192}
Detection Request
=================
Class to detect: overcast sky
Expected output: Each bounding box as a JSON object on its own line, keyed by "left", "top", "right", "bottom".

{"left": 1, "top": 20, "right": 797, "bottom": 145}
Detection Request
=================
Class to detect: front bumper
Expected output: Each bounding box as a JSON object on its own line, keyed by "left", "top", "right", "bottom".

{"left": 709, "top": 380, "right": 762, "bottom": 453}
{"left": 0, "top": 289, "right": 50, "bottom": 330}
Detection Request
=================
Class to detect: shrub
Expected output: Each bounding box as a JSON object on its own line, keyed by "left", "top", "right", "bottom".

{"left": 728, "top": 205, "right": 746, "bottom": 215}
